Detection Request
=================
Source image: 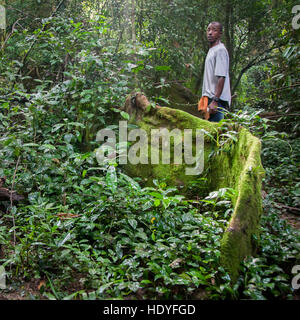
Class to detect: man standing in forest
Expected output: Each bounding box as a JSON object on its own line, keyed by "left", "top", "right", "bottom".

{"left": 199, "top": 21, "right": 231, "bottom": 122}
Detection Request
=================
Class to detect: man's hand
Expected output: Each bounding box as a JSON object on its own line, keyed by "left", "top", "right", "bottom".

{"left": 208, "top": 100, "right": 218, "bottom": 114}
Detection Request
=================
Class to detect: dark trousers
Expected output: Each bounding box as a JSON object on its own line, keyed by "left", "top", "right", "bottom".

{"left": 207, "top": 98, "right": 229, "bottom": 122}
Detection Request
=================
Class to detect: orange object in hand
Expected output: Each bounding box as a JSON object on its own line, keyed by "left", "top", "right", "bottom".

{"left": 198, "top": 96, "right": 210, "bottom": 120}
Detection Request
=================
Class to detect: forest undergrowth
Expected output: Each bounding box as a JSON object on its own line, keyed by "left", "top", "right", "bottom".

{"left": 0, "top": 4, "right": 299, "bottom": 300}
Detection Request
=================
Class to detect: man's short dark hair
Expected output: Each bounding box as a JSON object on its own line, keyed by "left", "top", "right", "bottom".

{"left": 209, "top": 21, "right": 223, "bottom": 33}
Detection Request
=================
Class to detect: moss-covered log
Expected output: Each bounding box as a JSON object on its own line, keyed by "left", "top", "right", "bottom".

{"left": 122, "top": 94, "right": 264, "bottom": 282}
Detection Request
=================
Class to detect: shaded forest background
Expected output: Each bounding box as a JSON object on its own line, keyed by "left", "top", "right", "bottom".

{"left": 0, "top": 0, "right": 299, "bottom": 300}
{"left": 2, "top": 0, "right": 299, "bottom": 119}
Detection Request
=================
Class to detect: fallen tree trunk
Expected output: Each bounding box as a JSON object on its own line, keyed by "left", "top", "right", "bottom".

{"left": 0, "top": 187, "right": 24, "bottom": 202}
{"left": 121, "top": 92, "right": 264, "bottom": 282}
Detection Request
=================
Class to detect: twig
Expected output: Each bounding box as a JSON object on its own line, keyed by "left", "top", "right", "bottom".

{"left": 262, "top": 113, "right": 300, "bottom": 119}
{"left": 275, "top": 202, "right": 300, "bottom": 212}
{"left": 266, "top": 83, "right": 300, "bottom": 94}
{"left": 9, "top": 156, "right": 21, "bottom": 246}
{"left": 1, "top": 18, "right": 23, "bottom": 52}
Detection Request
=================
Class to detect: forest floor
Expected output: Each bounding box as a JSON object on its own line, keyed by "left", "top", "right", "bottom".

{"left": 0, "top": 279, "right": 44, "bottom": 300}
{"left": 0, "top": 210, "right": 299, "bottom": 301}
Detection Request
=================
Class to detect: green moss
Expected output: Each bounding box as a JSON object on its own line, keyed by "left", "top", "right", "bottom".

{"left": 216, "top": 129, "right": 264, "bottom": 281}
{"left": 155, "top": 107, "right": 218, "bottom": 133}
{"left": 124, "top": 106, "right": 264, "bottom": 282}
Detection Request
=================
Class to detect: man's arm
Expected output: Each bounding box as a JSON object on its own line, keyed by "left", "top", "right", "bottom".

{"left": 209, "top": 76, "right": 225, "bottom": 114}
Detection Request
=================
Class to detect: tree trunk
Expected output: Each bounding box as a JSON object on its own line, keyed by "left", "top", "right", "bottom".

{"left": 131, "top": 0, "right": 136, "bottom": 44}
{"left": 224, "top": 0, "right": 233, "bottom": 88}
{"left": 131, "top": 0, "right": 137, "bottom": 87}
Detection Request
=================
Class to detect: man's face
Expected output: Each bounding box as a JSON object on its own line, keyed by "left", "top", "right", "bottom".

{"left": 206, "top": 23, "right": 222, "bottom": 44}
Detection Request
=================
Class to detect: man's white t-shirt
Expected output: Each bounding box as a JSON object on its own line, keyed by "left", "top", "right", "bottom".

{"left": 202, "top": 42, "right": 231, "bottom": 106}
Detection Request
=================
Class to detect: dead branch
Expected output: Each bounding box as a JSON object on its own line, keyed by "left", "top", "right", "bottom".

{"left": 260, "top": 113, "right": 300, "bottom": 119}
{"left": 275, "top": 202, "right": 300, "bottom": 213}
{"left": 1, "top": 18, "right": 23, "bottom": 52}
